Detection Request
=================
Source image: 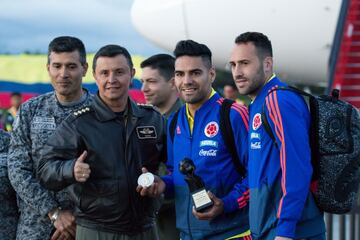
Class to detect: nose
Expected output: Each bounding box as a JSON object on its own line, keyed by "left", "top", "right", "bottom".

{"left": 232, "top": 64, "right": 243, "bottom": 78}
{"left": 60, "top": 66, "right": 69, "bottom": 78}
{"left": 183, "top": 73, "right": 193, "bottom": 85}
{"left": 108, "top": 72, "right": 116, "bottom": 83}
{"left": 141, "top": 82, "right": 149, "bottom": 92}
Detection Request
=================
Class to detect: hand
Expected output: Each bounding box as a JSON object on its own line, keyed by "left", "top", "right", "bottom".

{"left": 275, "top": 237, "right": 293, "bottom": 240}
{"left": 192, "top": 191, "right": 224, "bottom": 220}
{"left": 51, "top": 210, "right": 76, "bottom": 240}
{"left": 73, "top": 151, "right": 90, "bottom": 182}
{"left": 136, "top": 167, "right": 166, "bottom": 197}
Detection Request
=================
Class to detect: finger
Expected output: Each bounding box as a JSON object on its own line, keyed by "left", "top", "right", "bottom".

{"left": 192, "top": 207, "right": 201, "bottom": 219}
{"left": 192, "top": 206, "right": 213, "bottom": 220}
{"left": 207, "top": 191, "right": 219, "bottom": 204}
{"left": 60, "top": 231, "right": 70, "bottom": 240}
{"left": 140, "top": 186, "right": 148, "bottom": 196}
{"left": 78, "top": 162, "right": 90, "bottom": 170}
{"left": 141, "top": 167, "right": 148, "bottom": 173}
{"left": 76, "top": 151, "right": 87, "bottom": 163}
{"left": 150, "top": 183, "right": 158, "bottom": 196}
{"left": 77, "top": 177, "right": 87, "bottom": 183}
{"left": 136, "top": 185, "right": 143, "bottom": 193}
{"left": 51, "top": 230, "right": 61, "bottom": 240}
{"left": 67, "top": 227, "right": 76, "bottom": 238}
{"left": 207, "top": 191, "right": 215, "bottom": 200}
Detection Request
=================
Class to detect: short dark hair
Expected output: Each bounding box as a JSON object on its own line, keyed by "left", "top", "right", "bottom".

{"left": 48, "top": 36, "right": 86, "bottom": 65}
{"left": 173, "top": 40, "right": 212, "bottom": 68}
{"left": 93, "top": 44, "right": 133, "bottom": 72}
{"left": 224, "top": 83, "right": 237, "bottom": 90}
{"left": 140, "top": 54, "right": 175, "bottom": 81}
{"left": 235, "top": 32, "right": 273, "bottom": 59}
{"left": 10, "top": 92, "right": 21, "bottom": 98}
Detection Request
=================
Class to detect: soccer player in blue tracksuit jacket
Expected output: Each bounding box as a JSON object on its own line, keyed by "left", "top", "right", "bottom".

{"left": 137, "top": 40, "right": 251, "bottom": 240}
{"left": 229, "top": 32, "right": 326, "bottom": 240}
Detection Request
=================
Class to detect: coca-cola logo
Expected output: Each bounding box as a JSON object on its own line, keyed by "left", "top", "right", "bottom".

{"left": 199, "top": 149, "right": 218, "bottom": 157}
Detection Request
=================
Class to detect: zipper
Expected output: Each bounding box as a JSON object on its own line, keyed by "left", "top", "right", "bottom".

{"left": 123, "top": 118, "right": 140, "bottom": 232}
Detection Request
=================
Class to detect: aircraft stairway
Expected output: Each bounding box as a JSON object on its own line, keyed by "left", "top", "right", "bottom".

{"left": 331, "top": 0, "right": 360, "bottom": 108}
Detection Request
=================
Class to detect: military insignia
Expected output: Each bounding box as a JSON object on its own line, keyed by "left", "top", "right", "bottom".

{"left": 136, "top": 126, "right": 157, "bottom": 139}
{"left": 73, "top": 107, "right": 90, "bottom": 116}
{"left": 31, "top": 116, "right": 56, "bottom": 130}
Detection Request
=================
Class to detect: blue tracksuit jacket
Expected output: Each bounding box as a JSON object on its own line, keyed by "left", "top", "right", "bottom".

{"left": 163, "top": 93, "right": 249, "bottom": 239}
{"left": 248, "top": 76, "right": 325, "bottom": 239}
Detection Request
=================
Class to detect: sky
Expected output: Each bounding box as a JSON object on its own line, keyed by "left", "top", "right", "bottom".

{"left": 0, "top": 0, "right": 164, "bottom": 56}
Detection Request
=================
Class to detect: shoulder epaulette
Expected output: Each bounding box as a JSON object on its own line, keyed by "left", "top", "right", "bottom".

{"left": 137, "top": 103, "right": 161, "bottom": 113}
{"left": 73, "top": 107, "right": 91, "bottom": 117}
{"left": 137, "top": 103, "right": 154, "bottom": 109}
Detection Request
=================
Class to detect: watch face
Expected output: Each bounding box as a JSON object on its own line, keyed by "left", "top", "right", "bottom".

{"left": 137, "top": 172, "right": 154, "bottom": 187}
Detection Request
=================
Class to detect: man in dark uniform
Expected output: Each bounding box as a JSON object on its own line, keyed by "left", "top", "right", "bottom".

{"left": 0, "top": 129, "right": 18, "bottom": 239}
{"left": 140, "top": 54, "right": 181, "bottom": 239}
{"left": 38, "top": 44, "right": 166, "bottom": 240}
{"left": 8, "top": 36, "right": 93, "bottom": 240}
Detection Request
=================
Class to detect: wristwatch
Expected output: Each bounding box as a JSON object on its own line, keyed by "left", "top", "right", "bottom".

{"left": 49, "top": 207, "right": 61, "bottom": 225}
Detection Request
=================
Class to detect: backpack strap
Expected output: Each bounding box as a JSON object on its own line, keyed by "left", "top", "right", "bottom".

{"left": 261, "top": 85, "right": 313, "bottom": 148}
{"left": 219, "top": 99, "right": 247, "bottom": 179}
{"left": 169, "top": 109, "right": 180, "bottom": 143}
{"left": 261, "top": 85, "right": 321, "bottom": 180}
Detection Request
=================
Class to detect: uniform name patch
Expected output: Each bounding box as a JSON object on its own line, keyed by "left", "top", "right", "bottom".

{"left": 199, "top": 140, "right": 218, "bottom": 148}
{"left": 31, "top": 117, "right": 56, "bottom": 130}
{"left": 136, "top": 126, "right": 157, "bottom": 139}
{"left": 251, "top": 133, "right": 261, "bottom": 140}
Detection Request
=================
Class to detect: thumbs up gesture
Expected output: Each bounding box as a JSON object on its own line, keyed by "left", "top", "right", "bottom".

{"left": 73, "top": 151, "right": 91, "bottom": 182}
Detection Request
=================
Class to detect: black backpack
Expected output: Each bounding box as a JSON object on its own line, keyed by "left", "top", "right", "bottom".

{"left": 169, "top": 99, "right": 247, "bottom": 179}
{"left": 261, "top": 86, "right": 360, "bottom": 214}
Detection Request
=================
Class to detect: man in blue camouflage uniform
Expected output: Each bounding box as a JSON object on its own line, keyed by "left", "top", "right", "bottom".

{"left": 0, "top": 129, "right": 18, "bottom": 239}
{"left": 7, "top": 36, "right": 93, "bottom": 240}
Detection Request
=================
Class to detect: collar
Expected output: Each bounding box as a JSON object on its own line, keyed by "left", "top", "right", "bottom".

{"left": 93, "top": 93, "right": 145, "bottom": 122}
{"left": 55, "top": 88, "right": 90, "bottom": 107}
{"left": 185, "top": 88, "right": 216, "bottom": 120}
{"left": 251, "top": 74, "right": 283, "bottom": 106}
{"left": 185, "top": 89, "right": 218, "bottom": 134}
{"left": 164, "top": 98, "right": 182, "bottom": 119}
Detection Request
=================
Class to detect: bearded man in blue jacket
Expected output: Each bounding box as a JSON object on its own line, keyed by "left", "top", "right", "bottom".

{"left": 229, "top": 32, "right": 326, "bottom": 240}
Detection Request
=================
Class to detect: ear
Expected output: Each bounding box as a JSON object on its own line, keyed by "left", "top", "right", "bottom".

{"left": 129, "top": 68, "right": 136, "bottom": 87}
{"left": 93, "top": 71, "right": 99, "bottom": 87}
{"left": 209, "top": 67, "right": 216, "bottom": 83}
{"left": 46, "top": 63, "right": 50, "bottom": 73}
{"left": 263, "top": 56, "right": 273, "bottom": 73}
{"left": 82, "top": 63, "right": 89, "bottom": 77}
{"left": 168, "top": 77, "right": 176, "bottom": 90}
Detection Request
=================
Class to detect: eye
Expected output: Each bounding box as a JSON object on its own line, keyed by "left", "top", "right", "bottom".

{"left": 228, "top": 62, "right": 235, "bottom": 68}
{"left": 100, "top": 71, "right": 108, "bottom": 76}
{"left": 115, "top": 69, "right": 125, "bottom": 76}
{"left": 175, "top": 72, "right": 183, "bottom": 77}
{"left": 52, "top": 64, "right": 61, "bottom": 69}
{"left": 192, "top": 70, "right": 202, "bottom": 76}
{"left": 68, "top": 64, "right": 78, "bottom": 70}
